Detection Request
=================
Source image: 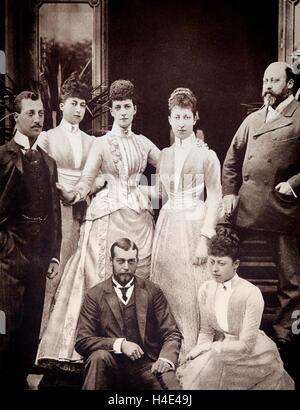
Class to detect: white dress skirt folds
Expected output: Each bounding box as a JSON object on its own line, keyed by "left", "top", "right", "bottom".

{"left": 36, "top": 128, "right": 160, "bottom": 370}
{"left": 150, "top": 134, "right": 222, "bottom": 361}
{"left": 179, "top": 276, "right": 295, "bottom": 390}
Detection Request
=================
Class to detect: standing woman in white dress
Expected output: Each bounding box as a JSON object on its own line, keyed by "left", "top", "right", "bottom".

{"left": 36, "top": 80, "right": 160, "bottom": 371}
{"left": 150, "top": 88, "right": 222, "bottom": 361}
{"left": 38, "top": 73, "right": 95, "bottom": 278}
{"left": 37, "top": 74, "right": 95, "bottom": 333}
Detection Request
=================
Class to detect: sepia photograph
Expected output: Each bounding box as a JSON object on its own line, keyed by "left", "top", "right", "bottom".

{"left": 0, "top": 0, "right": 299, "bottom": 396}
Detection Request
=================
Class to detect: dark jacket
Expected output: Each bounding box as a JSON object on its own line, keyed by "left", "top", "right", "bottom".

{"left": 222, "top": 99, "right": 300, "bottom": 234}
{"left": 75, "top": 277, "right": 182, "bottom": 366}
{"left": 0, "top": 139, "right": 61, "bottom": 260}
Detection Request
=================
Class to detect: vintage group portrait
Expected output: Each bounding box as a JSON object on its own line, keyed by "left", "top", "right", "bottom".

{"left": 0, "top": 0, "right": 299, "bottom": 393}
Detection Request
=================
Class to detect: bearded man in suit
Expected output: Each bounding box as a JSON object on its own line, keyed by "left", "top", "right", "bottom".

{"left": 0, "top": 91, "right": 61, "bottom": 389}
{"left": 222, "top": 62, "right": 300, "bottom": 351}
{"left": 75, "top": 238, "right": 182, "bottom": 390}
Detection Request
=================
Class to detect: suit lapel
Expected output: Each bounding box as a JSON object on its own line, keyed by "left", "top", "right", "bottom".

{"left": 135, "top": 278, "right": 148, "bottom": 344}
{"left": 103, "top": 278, "right": 148, "bottom": 341}
{"left": 252, "top": 100, "right": 298, "bottom": 138}
{"left": 7, "top": 140, "right": 24, "bottom": 173}
{"left": 104, "top": 280, "right": 125, "bottom": 335}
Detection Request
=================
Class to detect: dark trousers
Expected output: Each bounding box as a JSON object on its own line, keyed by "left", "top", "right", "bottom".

{"left": 272, "top": 234, "right": 300, "bottom": 341}
{"left": 239, "top": 229, "right": 300, "bottom": 342}
{"left": 82, "top": 350, "right": 181, "bottom": 390}
{"left": 0, "top": 222, "right": 49, "bottom": 389}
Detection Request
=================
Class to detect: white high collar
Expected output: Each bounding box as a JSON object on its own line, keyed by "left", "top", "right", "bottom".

{"left": 60, "top": 118, "right": 79, "bottom": 133}
{"left": 111, "top": 122, "right": 132, "bottom": 137}
{"left": 14, "top": 130, "right": 39, "bottom": 150}
{"left": 174, "top": 132, "right": 194, "bottom": 148}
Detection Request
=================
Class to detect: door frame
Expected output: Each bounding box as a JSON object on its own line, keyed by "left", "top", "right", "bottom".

{"left": 278, "top": 0, "right": 300, "bottom": 63}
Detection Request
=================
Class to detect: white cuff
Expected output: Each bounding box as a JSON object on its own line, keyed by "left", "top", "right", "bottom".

{"left": 51, "top": 258, "right": 60, "bottom": 265}
{"left": 113, "top": 338, "right": 126, "bottom": 354}
{"left": 158, "top": 357, "right": 175, "bottom": 370}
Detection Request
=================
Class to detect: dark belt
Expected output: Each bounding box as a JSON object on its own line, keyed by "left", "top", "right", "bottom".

{"left": 20, "top": 214, "right": 48, "bottom": 224}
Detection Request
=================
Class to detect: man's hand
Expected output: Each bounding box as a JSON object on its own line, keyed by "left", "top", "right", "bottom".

{"left": 56, "top": 183, "right": 76, "bottom": 204}
{"left": 121, "top": 340, "right": 144, "bottom": 361}
{"left": 151, "top": 358, "right": 172, "bottom": 374}
{"left": 223, "top": 194, "right": 239, "bottom": 214}
{"left": 193, "top": 236, "right": 208, "bottom": 266}
{"left": 275, "top": 182, "right": 293, "bottom": 196}
{"left": 47, "top": 261, "right": 59, "bottom": 279}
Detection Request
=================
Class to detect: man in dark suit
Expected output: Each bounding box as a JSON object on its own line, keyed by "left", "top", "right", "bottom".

{"left": 75, "top": 238, "right": 182, "bottom": 390}
{"left": 222, "top": 62, "right": 300, "bottom": 351}
{"left": 0, "top": 91, "right": 61, "bottom": 389}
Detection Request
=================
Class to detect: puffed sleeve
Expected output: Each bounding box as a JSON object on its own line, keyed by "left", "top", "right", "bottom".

{"left": 146, "top": 149, "right": 168, "bottom": 208}
{"left": 37, "top": 130, "right": 49, "bottom": 153}
{"left": 73, "top": 138, "right": 104, "bottom": 199}
{"left": 201, "top": 149, "right": 222, "bottom": 239}
{"left": 143, "top": 135, "right": 160, "bottom": 168}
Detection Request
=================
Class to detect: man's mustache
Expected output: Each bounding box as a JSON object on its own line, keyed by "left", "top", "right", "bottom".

{"left": 262, "top": 91, "right": 275, "bottom": 97}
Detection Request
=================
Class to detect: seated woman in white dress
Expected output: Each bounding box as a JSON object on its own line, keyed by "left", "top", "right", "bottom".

{"left": 36, "top": 80, "right": 160, "bottom": 371}
{"left": 180, "top": 227, "right": 295, "bottom": 390}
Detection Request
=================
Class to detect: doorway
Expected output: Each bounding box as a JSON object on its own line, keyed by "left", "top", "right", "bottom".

{"left": 108, "top": 0, "right": 278, "bottom": 163}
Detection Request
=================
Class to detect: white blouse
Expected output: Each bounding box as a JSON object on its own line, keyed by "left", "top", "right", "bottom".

{"left": 174, "top": 133, "right": 194, "bottom": 191}
{"left": 60, "top": 119, "right": 82, "bottom": 169}
{"left": 214, "top": 274, "right": 238, "bottom": 333}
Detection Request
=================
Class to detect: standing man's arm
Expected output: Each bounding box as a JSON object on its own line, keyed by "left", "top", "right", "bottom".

{"left": 222, "top": 119, "right": 249, "bottom": 213}
{"left": 47, "top": 160, "right": 61, "bottom": 279}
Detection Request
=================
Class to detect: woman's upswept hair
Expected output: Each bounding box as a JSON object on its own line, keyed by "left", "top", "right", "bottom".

{"left": 60, "top": 72, "right": 89, "bottom": 103}
{"left": 208, "top": 227, "right": 240, "bottom": 261}
{"left": 109, "top": 79, "right": 136, "bottom": 105}
{"left": 168, "top": 87, "right": 197, "bottom": 117}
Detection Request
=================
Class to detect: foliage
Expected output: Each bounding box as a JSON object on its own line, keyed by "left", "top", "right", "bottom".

{"left": 0, "top": 38, "right": 109, "bottom": 142}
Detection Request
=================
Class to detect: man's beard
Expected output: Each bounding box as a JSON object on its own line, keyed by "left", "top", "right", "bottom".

{"left": 262, "top": 89, "right": 290, "bottom": 108}
{"left": 263, "top": 92, "right": 277, "bottom": 107}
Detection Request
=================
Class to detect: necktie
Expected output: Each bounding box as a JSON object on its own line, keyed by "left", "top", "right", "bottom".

{"left": 113, "top": 282, "right": 133, "bottom": 302}
{"left": 24, "top": 148, "right": 38, "bottom": 162}
{"left": 119, "top": 286, "right": 128, "bottom": 302}
{"left": 223, "top": 284, "right": 227, "bottom": 291}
